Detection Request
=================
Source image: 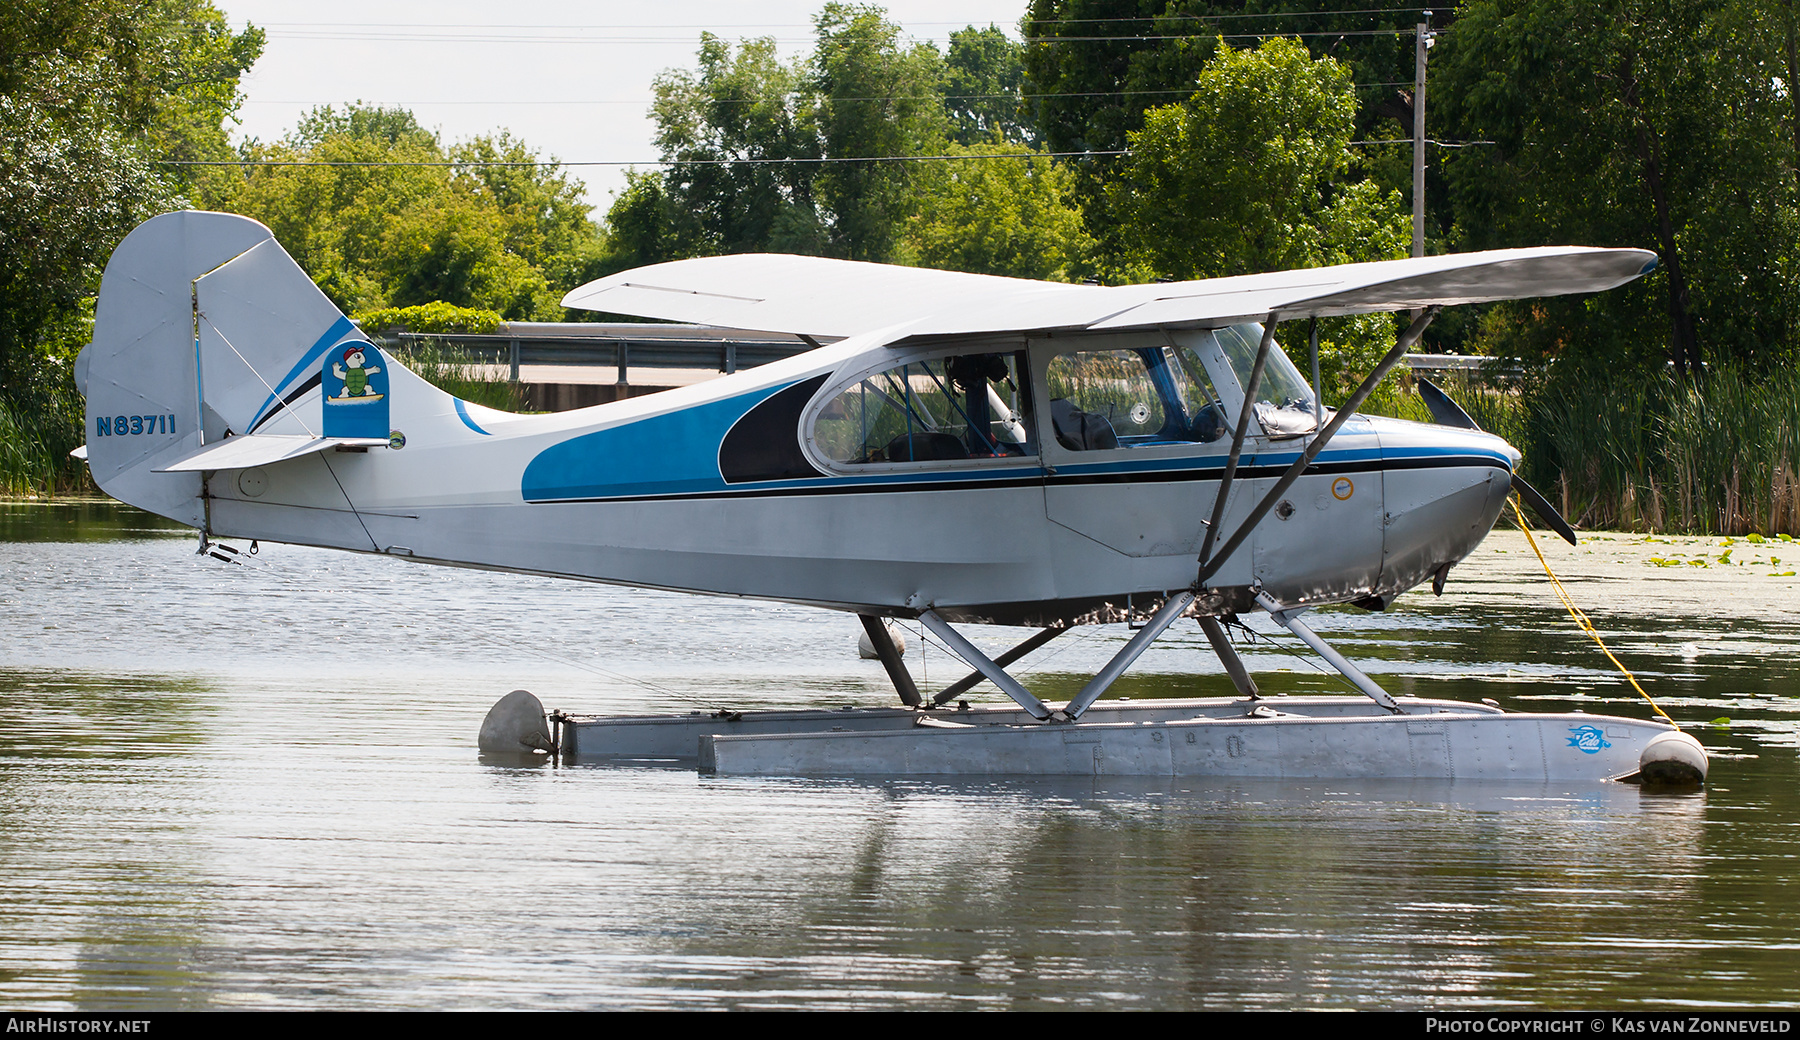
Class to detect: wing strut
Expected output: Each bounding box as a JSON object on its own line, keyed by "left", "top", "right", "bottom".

{"left": 1198, "top": 307, "right": 1439, "bottom": 586}
{"left": 1196, "top": 313, "right": 1278, "bottom": 567}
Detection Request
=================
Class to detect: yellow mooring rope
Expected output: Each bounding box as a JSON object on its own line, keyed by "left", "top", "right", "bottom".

{"left": 1510, "top": 496, "right": 1675, "bottom": 723}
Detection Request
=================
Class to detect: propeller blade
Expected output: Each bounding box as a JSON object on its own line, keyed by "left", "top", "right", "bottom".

{"left": 1414, "top": 378, "right": 1575, "bottom": 544}
{"left": 1417, "top": 376, "right": 1481, "bottom": 430}
{"left": 1511, "top": 474, "right": 1578, "bottom": 546}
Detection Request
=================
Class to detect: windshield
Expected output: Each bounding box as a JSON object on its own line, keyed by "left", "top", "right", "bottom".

{"left": 1213, "top": 323, "right": 1318, "bottom": 435}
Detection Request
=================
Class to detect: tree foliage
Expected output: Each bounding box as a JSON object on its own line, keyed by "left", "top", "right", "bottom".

{"left": 813, "top": 3, "right": 952, "bottom": 261}
{"left": 945, "top": 26, "right": 1033, "bottom": 146}
{"left": 1107, "top": 37, "right": 1406, "bottom": 280}
{"left": 1437, "top": 0, "right": 1798, "bottom": 375}
{"left": 902, "top": 138, "right": 1092, "bottom": 279}
{"left": 0, "top": 0, "right": 262, "bottom": 493}
{"left": 204, "top": 106, "right": 602, "bottom": 320}
{"left": 651, "top": 34, "right": 824, "bottom": 257}
{"left": 1020, "top": 0, "right": 1433, "bottom": 260}
{"left": 604, "top": 5, "right": 1084, "bottom": 279}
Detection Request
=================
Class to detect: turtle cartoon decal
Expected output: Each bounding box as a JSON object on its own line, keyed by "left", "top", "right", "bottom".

{"left": 322, "top": 339, "right": 390, "bottom": 438}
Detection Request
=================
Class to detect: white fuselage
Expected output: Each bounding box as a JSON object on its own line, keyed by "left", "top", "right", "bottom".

{"left": 195, "top": 330, "right": 1517, "bottom": 625}
{"left": 81, "top": 212, "right": 1527, "bottom": 627}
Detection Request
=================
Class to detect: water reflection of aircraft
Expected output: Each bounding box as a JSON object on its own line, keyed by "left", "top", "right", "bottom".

{"left": 77, "top": 211, "right": 1707, "bottom": 783}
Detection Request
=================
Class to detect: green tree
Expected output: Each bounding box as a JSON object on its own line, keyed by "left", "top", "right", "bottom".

{"left": 612, "top": 6, "right": 1086, "bottom": 280}
{"left": 1107, "top": 37, "right": 1407, "bottom": 280}
{"left": 650, "top": 33, "right": 826, "bottom": 257}
{"left": 1021, "top": 2, "right": 1445, "bottom": 281}
{"left": 944, "top": 26, "right": 1034, "bottom": 146}
{"left": 0, "top": 0, "right": 261, "bottom": 493}
{"left": 1437, "top": 0, "right": 1796, "bottom": 375}
{"left": 1107, "top": 37, "right": 1408, "bottom": 399}
{"left": 205, "top": 105, "right": 601, "bottom": 320}
{"left": 902, "top": 138, "right": 1092, "bottom": 280}
{"left": 595, "top": 171, "right": 703, "bottom": 275}
{"left": 812, "top": 3, "right": 950, "bottom": 261}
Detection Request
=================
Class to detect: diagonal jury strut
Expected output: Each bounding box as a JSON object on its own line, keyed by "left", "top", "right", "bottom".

{"left": 919, "top": 610, "right": 1053, "bottom": 719}
{"left": 1198, "top": 306, "right": 1439, "bottom": 587}
{"left": 933, "top": 625, "right": 1067, "bottom": 705}
{"left": 1197, "top": 313, "right": 1277, "bottom": 568}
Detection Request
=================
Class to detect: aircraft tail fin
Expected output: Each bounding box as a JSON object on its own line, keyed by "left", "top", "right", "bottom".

{"left": 77, "top": 210, "right": 455, "bottom": 527}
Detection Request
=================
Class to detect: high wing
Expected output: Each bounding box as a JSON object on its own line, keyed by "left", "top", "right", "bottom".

{"left": 561, "top": 254, "right": 1093, "bottom": 339}
{"left": 562, "top": 246, "right": 1658, "bottom": 338}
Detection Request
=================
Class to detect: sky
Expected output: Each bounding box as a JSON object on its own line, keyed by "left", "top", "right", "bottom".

{"left": 213, "top": 1, "right": 1032, "bottom": 214}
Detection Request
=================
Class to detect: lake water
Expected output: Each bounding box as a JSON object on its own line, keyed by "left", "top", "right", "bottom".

{"left": 2, "top": 501, "right": 1797, "bottom": 1010}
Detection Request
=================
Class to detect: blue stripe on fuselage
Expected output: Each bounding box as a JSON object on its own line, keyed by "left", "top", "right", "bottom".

{"left": 520, "top": 392, "right": 1512, "bottom": 504}
{"left": 453, "top": 398, "right": 491, "bottom": 436}
{"left": 522, "top": 382, "right": 789, "bottom": 502}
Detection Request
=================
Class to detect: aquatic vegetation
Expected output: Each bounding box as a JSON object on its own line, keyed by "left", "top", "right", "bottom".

{"left": 1367, "top": 359, "right": 1800, "bottom": 537}
{"left": 0, "top": 384, "right": 89, "bottom": 498}
{"left": 388, "top": 338, "right": 528, "bottom": 413}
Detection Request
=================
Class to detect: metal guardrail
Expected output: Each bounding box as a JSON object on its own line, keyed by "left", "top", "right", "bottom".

{"left": 374, "top": 322, "right": 821, "bottom": 385}
{"left": 1405, "top": 353, "right": 1521, "bottom": 377}
{"left": 372, "top": 323, "right": 1515, "bottom": 385}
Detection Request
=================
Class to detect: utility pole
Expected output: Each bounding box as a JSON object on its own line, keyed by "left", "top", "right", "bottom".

{"left": 1412, "top": 11, "right": 1434, "bottom": 258}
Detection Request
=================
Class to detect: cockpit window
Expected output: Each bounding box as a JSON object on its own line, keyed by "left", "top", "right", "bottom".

{"left": 1214, "top": 323, "right": 1319, "bottom": 435}
{"left": 1045, "top": 345, "right": 1227, "bottom": 450}
{"left": 813, "top": 351, "right": 1033, "bottom": 464}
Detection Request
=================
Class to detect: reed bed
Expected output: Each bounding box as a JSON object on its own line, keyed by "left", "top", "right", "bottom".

{"left": 0, "top": 386, "right": 90, "bottom": 497}
{"left": 388, "top": 339, "right": 528, "bottom": 413}
{"left": 1366, "top": 361, "right": 1800, "bottom": 537}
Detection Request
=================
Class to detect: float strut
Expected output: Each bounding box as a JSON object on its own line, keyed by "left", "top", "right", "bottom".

{"left": 918, "top": 610, "right": 1052, "bottom": 720}
{"left": 1253, "top": 589, "right": 1402, "bottom": 713}
{"left": 859, "top": 614, "right": 921, "bottom": 707}
{"left": 933, "top": 625, "right": 1067, "bottom": 705}
{"left": 1065, "top": 591, "right": 1196, "bottom": 720}
{"left": 1198, "top": 616, "right": 1260, "bottom": 699}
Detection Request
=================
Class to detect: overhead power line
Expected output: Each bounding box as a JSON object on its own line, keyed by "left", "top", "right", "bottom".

{"left": 159, "top": 150, "right": 1130, "bottom": 169}
{"left": 240, "top": 83, "right": 1415, "bottom": 107}
{"left": 251, "top": 10, "right": 1437, "bottom": 31}
{"left": 263, "top": 27, "right": 1445, "bottom": 45}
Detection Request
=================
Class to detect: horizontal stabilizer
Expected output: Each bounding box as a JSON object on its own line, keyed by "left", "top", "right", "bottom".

{"left": 153, "top": 434, "right": 388, "bottom": 472}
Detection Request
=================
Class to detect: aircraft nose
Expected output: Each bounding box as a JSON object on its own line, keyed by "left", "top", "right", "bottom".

{"left": 1376, "top": 423, "right": 1518, "bottom": 598}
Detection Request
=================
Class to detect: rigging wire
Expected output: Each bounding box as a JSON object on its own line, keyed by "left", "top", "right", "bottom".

{"left": 248, "top": 9, "right": 1441, "bottom": 33}
{"left": 239, "top": 84, "right": 1417, "bottom": 107}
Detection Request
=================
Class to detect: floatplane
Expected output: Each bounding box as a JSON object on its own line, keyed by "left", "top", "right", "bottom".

{"left": 76, "top": 211, "right": 1707, "bottom": 783}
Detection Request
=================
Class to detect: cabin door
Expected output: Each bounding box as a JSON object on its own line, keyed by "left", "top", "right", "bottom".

{"left": 1034, "top": 332, "right": 1254, "bottom": 580}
